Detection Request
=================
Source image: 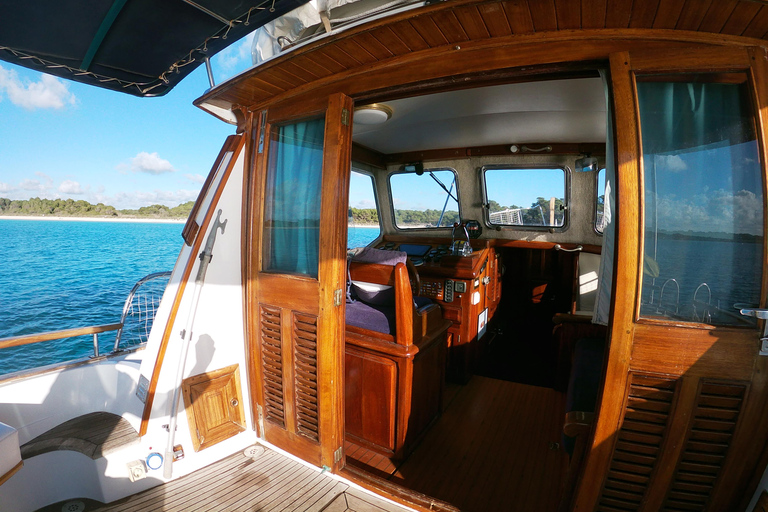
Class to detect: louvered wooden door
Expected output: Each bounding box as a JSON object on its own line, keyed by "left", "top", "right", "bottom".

{"left": 574, "top": 49, "right": 768, "bottom": 511}
{"left": 246, "top": 94, "right": 353, "bottom": 470}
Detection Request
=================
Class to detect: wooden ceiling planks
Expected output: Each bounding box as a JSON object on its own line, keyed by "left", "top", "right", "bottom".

{"left": 676, "top": 0, "right": 714, "bottom": 30}
{"left": 629, "top": 0, "right": 662, "bottom": 29}
{"left": 476, "top": 2, "right": 513, "bottom": 37}
{"left": 605, "top": 0, "right": 634, "bottom": 28}
{"left": 528, "top": 0, "right": 558, "bottom": 31}
{"left": 652, "top": 0, "right": 686, "bottom": 29}
{"left": 555, "top": 0, "right": 581, "bottom": 30}
{"left": 581, "top": 0, "right": 607, "bottom": 29}
{"left": 198, "top": 0, "right": 768, "bottom": 112}
{"left": 722, "top": 2, "right": 763, "bottom": 36}
{"left": 452, "top": 5, "right": 492, "bottom": 39}
{"left": 743, "top": 5, "right": 768, "bottom": 38}
{"left": 699, "top": 0, "right": 740, "bottom": 34}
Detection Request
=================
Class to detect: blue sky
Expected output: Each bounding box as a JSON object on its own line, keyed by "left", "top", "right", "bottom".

{"left": 0, "top": 33, "right": 258, "bottom": 210}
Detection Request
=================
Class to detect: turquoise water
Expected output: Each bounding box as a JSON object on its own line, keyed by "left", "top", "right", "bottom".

{"left": 0, "top": 220, "right": 380, "bottom": 375}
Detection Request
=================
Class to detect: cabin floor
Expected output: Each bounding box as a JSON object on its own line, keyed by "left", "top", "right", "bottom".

{"left": 346, "top": 376, "right": 568, "bottom": 512}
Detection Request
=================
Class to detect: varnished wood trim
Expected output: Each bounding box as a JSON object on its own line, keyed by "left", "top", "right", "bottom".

{"left": 240, "top": 111, "right": 257, "bottom": 433}
{"left": 573, "top": 51, "right": 640, "bottom": 511}
{"left": 182, "top": 135, "right": 243, "bottom": 246}
{"left": 726, "top": 45, "right": 768, "bottom": 512}
{"left": 629, "top": 45, "right": 751, "bottom": 72}
{"left": 351, "top": 143, "right": 387, "bottom": 169}
{"left": 198, "top": 23, "right": 768, "bottom": 115}
{"left": 139, "top": 135, "right": 245, "bottom": 437}
{"left": 0, "top": 460, "right": 22, "bottom": 487}
{"left": 245, "top": 110, "right": 270, "bottom": 439}
{"left": 384, "top": 142, "right": 606, "bottom": 164}
{"left": 394, "top": 262, "right": 414, "bottom": 347}
{"left": 340, "top": 465, "right": 460, "bottom": 512}
{"left": 492, "top": 239, "right": 602, "bottom": 254}
{"left": 0, "top": 323, "right": 122, "bottom": 350}
{"left": 317, "top": 93, "right": 355, "bottom": 471}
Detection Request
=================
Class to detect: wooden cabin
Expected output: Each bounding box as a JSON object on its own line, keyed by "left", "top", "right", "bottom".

{"left": 181, "top": 1, "right": 768, "bottom": 509}
{"left": 3, "top": 1, "right": 768, "bottom": 511}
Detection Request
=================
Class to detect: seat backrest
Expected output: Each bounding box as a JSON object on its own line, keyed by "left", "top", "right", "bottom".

{"left": 348, "top": 260, "right": 414, "bottom": 345}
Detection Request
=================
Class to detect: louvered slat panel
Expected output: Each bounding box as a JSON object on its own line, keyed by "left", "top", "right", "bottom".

{"left": 260, "top": 304, "right": 285, "bottom": 427}
{"left": 660, "top": 381, "right": 747, "bottom": 512}
{"left": 293, "top": 312, "right": 320, "bottom": 442}
{"left": 597, "top": 373, "right": 678, "bottom": 511}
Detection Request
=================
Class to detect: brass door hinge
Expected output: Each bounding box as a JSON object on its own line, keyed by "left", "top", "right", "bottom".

{"left": 258, "top": 110, "right": 267, "bottom": 154}
{"left": 341, "top": 108, "right": 350, "bottom": 126}
{"left": 334, "top": 446, "right": 343, "bottom": 464}
{"left": 256, "top": 404, "right": 265, "bottom": 439}
{"left": 334, "top": 289, "right": 343, "bottom": 307}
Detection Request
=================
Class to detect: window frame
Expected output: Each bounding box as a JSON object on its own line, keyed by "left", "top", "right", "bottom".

{"left": 349, "top": 165, "right": 383, "bottom": 243}
{"left": 594, "top": 167, "right": 606, "bottom": 236}
{"left": 388, "top": 167, "right": 462, "bottom": 231}
{"left": 481, "top": 164, "right": 571, "bottom": 232}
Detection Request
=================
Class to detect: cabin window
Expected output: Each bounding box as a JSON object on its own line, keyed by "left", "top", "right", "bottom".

{"left": 262, "top": 116, "right": 325, "bottom": 278}
{"left": 595, "top": 167, "right": 606, "bottom": 235}
{"left": 636, "top": 74, "right": 763, "bottom": 326}
{"left": 348, "top": 168, "right": 380, "bottom": 247}
{"left": 483, "top": 166, "right": 568, "bottom": 229}
{"left": 389, "top": 168, "right": 460, "bottom": 229}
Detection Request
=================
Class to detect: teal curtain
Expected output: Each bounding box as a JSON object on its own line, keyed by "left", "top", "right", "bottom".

{"left": 593, "top": 69, "right": 615, "bottom": 326}
{"left": 263, "top": 117, "right": 325, "bottom": 277}
{"left": 636, "top": 81, "right": 755, "bottom": 154}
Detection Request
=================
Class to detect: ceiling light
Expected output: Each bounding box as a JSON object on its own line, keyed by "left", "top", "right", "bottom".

{"left": 354, "top": 104, "right": 393, "bottom": 125}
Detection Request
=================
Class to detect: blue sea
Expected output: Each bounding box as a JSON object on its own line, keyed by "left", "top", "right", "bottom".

{"left": 0, "top": 220, "right": 380, "bottom": 376}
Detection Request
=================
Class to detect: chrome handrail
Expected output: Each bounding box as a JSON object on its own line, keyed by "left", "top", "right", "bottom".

{"left": 113, "top": 271, "right": 172, "bottom": 352}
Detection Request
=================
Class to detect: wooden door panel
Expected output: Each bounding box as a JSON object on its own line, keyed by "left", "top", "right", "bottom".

{"left": 246, "top": 94, "right": 353, "bottom": 472}
{"left": 575, "top": 48, "right": 768, "bottom": 511}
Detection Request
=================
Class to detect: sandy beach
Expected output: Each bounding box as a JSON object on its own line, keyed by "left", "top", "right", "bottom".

{"left": 0, "top": 215, "right": 185, "bottom": 224}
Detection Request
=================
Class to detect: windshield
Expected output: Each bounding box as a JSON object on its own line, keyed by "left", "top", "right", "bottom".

{"left": 389, "top": 169, "right": 460, "bottom": 229}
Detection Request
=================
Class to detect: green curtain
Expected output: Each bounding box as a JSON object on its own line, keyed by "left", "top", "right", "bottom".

{"left": 636, "top": 81, "right": 755, "bottom": 154}
{"left": 264, "top": 117, "right": 325, "bottom": 277}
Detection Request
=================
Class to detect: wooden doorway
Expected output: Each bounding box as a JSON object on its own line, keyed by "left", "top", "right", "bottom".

{"left": 245, "top": 94, "right": 354, "bottom": 471}
{"left": 575, "top": 48, "right": 768, "bottom": 511}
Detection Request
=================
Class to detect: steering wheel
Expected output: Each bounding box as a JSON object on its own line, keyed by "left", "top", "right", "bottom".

{"left": 406, "top": 257, "right": 421, "bottom": 295}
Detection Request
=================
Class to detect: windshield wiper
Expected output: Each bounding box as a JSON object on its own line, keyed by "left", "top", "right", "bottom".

{"left": 429, "top": 171, "right": 458, "bottom": 203}
{"left": 431, "top": 171, "right": 457, "bottom": 227}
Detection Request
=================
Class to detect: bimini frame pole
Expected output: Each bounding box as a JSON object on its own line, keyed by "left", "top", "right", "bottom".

{"left": 163, "top": 209, "right": 227, "bottom": 479}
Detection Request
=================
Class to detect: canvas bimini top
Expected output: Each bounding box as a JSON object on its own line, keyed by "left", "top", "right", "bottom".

{"left": 0, "top": 0, "right": 309, "bottom": 97}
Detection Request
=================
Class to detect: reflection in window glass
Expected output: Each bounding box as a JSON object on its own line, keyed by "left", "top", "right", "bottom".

{"left": 484, "top": 167, "right": 567, "bottom": 228}
{"left": 390, "top": 169, "right": 460, "bottom": 229}
{"left": 262, "top": 117, "right": 325, "bottom": 278}
{"left": 596, "top": 168, "right": 606, "bottom": 234}
{"left": 637, "top": 77, "right": 763, "bottom": 326}
{"left": 348, "top": 170, "right": 381, "bottom": 248}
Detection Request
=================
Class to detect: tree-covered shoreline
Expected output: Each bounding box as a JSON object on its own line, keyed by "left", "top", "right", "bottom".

{"left": 0, "top": 197, "right": 194, "bottom": 219}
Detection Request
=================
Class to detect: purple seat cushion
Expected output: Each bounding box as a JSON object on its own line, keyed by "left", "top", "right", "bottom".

{"left": 346, "top": 296, "right": 435, "bottom": 335}
{"left": 352, "top": 247, "right": 407, "bottom": 265}
{"left": 346, "top": 300, "right": 396, "bottom": 334}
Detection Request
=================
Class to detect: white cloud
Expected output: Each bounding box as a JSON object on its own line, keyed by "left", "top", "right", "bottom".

{"left": 655, "top": 154, "right": 687, "bottom": 173}
{"left": 214, "top": 33, "right": 255, "bottom": 79}
{"left": 125, "top": 152, "right": 176, "bottom": 175}
{"left": 0, "top": 182, "right": 13, "bottom": 193}
{"left": 351, "top": 199, "right": 376, "bottom": 209}
{"left": 0, "top": 66, "right": 76, "bottom": 110}
{"left": 184, "top": 173, "right": 206, "bottom": 184}
{"left": 19, "top": 179, "right": 46, "bottom": 191}
{"left": 654, "top": 188, "right": 763, "bottom": 236}
{"left": 58, "top": 180, "right": 84, "bottom": 194}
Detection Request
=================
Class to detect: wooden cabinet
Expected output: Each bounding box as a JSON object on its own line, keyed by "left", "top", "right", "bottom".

{"left": 182, "top": 364, "right": 246, "bottom": 452}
